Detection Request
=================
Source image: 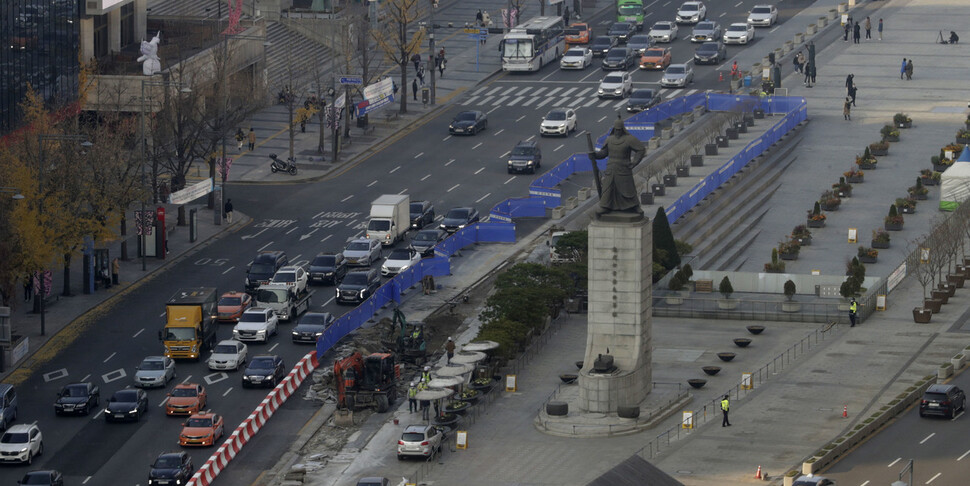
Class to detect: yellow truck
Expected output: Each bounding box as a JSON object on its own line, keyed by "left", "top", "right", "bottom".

{"left": 159, "top": 287, "right": 218, "bottom": 360}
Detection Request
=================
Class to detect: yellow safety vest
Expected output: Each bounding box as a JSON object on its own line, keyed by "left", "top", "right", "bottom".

{"left": 408, "top": 387, "right": 417, "bottom": 398}
{"left": 721, "top": 399, "right": 730, "bottom": 412}
{"left": 422, "top": 371, "right": 431, "bottom": 382}
{"left": 850, "top": 302, "right": 858, "bottom": 314}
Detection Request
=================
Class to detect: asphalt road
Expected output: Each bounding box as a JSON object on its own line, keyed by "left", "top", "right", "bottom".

{"left": 0, "top": 1, "right": 817, "bottom": 484}
{"left": 822, "top": 369, "right": 970, "bottom": 486}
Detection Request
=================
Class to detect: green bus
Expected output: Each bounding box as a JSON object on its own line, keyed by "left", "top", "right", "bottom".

{"left": 617, "top": 0, "right": 645, "bottom": 30}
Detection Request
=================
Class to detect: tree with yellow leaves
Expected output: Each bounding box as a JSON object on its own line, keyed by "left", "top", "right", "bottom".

{"left": 373, "top": 0, "right": 426, "bottom": 114}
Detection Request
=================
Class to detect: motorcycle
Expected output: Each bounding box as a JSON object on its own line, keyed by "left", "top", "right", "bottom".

{"left": 269, "top": 154, "right": 298, "bottom": 175}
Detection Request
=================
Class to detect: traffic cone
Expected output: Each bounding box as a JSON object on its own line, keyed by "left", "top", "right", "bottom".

{"left": 843, "top": 405, "right": 848, "bottom": 418}
{"left": 719, "top": 71, "right": 724, "bottom": 82}
{"left": 754, "top": 465, "right": 763, "bottom": 479}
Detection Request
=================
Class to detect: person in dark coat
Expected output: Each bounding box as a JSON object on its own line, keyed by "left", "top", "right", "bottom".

{"left": 563, "top": 6, "right": 570, "bottom": 25}
{"left": 848, "top": 85, "right": 858, "bottom": 106}
{"left": 412, "top": 79, "right": 418, "bottom": 101}
{"left": 845, "top": 73, "right": 854, "bottom": 91}
{"left": 411, "top": 53, "right": 421, "bottom": 71}
{"left": 853, "top": 22, "right": 861, "bottom": 43}
{"left": 844, "top": 22, "right": 851, "bottom": 41}
{"left": 905, "top": 59, "right": 914, "bottom": 80}
{"left": 475, "top": 9, "right": 483, "bottom": 26}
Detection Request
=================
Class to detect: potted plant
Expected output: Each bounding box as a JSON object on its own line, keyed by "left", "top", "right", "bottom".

{"left": 884, "top": 204, "right": 904, "bottom": 231}
{"left": 880, "top": 124, "right": 900, "bottom": 142}
{"left": 914, "top": 307, "right": 933, "bottom": 323}
{"left": 781, "top": 279, "right": 800, "bottom": 312}
{"left": 868, "top": 140, "right": 890, "bottom": 156}
{"left": 663, "top": 170, "right": 678, "bottom": 187}
{"left": 896, "top": 197, "right": 917, "bottom": 214}
{"left": 717, "top": 133, "right": 729, "bottom": 148}
{"left": 778, "top": 239, "right": 801, "bottom": 260}
{"left": 932, "top": 153, "right": 953, "bottom": 172}
{"left": 676, "top": 158, "right": 690, "bottom": 178}
{"left": 651, "top": 173, "right": 665, "bottom": 196}
{"left": 705, "top": 126, "right": 720, "bottom": 155}
{"left": 665, "top": 269, "right": 688, "bottom": 305}
{"left": 919, "top": 168, "right": 940, "bottom": 186}
{"left": 832, "top": 177, "right": 852, "bottom": 198}
{"left": 819, "top": 190, "right": 841, "bottom": 211}
{"left": 792, "top": 224, "right": 812, "bottom": 246}
{"left": 689, "top": 132, "right": 705, "bottom": 166}
{"left": 765, "top": 248, "right": 786, "bottom": 273}
{"left": 856, "top": 146, "right": 878, "bottom": 169}
{"left": 893, "top": 112, "right": 912, "bottom": 128}
{"left": 807, "top": 202, "right": 826, "bottom": 228}
{"left": 907, "top": 177, "right": 928, "bottom": 201}
{"left": 844, "top": 168, "right": 864, "bottom": 184}
{"left": 640, "top": 191, "right": 654, "bottom": 205}
{"left": 871, "top": 229, "right": 890, "bottom": 249}
{"left": 717, "top": 275, "right": 738, "bottom": 310}
{"left": 957, "top": 127, "right": 970, "bottom": 144}
{"left": 858, "top": 246, "right": 878, "bottom": 264}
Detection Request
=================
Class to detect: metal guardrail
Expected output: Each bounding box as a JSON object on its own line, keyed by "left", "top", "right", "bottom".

{"left": 651, "top": 296, "right": 845, "bottom": 324}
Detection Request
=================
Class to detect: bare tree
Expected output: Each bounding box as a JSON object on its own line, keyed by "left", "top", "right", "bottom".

{"left": 909, "top": 235, "right": 936, "bottom": 302}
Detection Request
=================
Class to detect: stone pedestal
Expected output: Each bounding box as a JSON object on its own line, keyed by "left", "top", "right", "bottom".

{"left": 579, "top": 213, "right": 652, "bottom": 413}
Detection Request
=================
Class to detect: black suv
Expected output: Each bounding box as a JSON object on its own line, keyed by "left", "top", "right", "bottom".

{"left": 242, "top": 355, "right": 286, "bottom": 388}
{"left": 920, "top": 384, "right": 966, "bottom": 419}
{"left": 589, "top": 35, "right": 616, "bottom": 56}
{"left": 410, "top": 201, "right": 435, "bottom": 229}
{"left": 336, "top": 269, "right": 382, "bottom": 305}
{"left": 246, "top": 251, "right": 288, "bottom": 291}
{"left": 507, "top": 140, "right": 542, "bottom": 174}
{"left": 148, "top": 451, "right": 194, "bottom": 485}
{"left": 308, "top": 253, "right": 347, "bottom": 285}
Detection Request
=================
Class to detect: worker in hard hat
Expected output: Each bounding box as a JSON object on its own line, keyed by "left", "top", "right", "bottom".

{"left": 408, "top": 382, "right": 418, "bottom": 413}
{"left": 421, "top": 366, "right": 431, "bottom": 383}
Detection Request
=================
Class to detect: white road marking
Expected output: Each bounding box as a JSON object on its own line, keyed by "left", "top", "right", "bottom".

{"left": 860, "top": 482, "right": 869, "bottom": 486}
{"left": 888, "top": 457, "right": 901, "bottom": 467}
{"left": 719, "top": 12, "right": 726, "bottom": 17}
{"left": 574, "top": 130, "right": 587, "bottom": 138}
{"left": 83, "top": 477, "right": 92, "bottom": 484}
{"left": 555, "top": 144, "right": 565, "bottom": 151}
{"left": 734, "top": 1, "right": 742, "bottom": 6}
{"left": 516, "top": 87, "right": 533, "bottom": 96}
{"left": 445, "top": 158, "right": 455, "bottom": 166}
{"left": 476, "top": 193, "right": 491, "bottom": 203}
{"left": 94, "top": 409, "right": 104, "bottom": 419}
{"left": 82, "top": 374, "right": 91, "bottom": 382}
{"left": 322, "top": 296, "right": 335, "bottom": 307}
{"left": 258, "top": 241, "right": 274, "bottom": 251}
{"left": 460, "top": 96, "right": 480, "bottom": 106}
{"left": 43, "top": 369, "right": 68, "bottom": 382}
{"left": 159, "top": 312, "right": 166, "bottom": 317}
{"left": 133, "top": 329, "right": 144, "bottom": 338}
{"left": 485, "top": 86, "right": 503, "bottom": 96}
{"left": 493, "top": 129, "right": 505, "bottom": 135}
{"left": 269, "top": 343, "right": 279, "bottom": 352}
{"left": 479, "top": 96, "right": 495, "bottom": 105}
{"left": 499, "top": 151, "right": 511, "bottom": 158}
{"left": 535, "top": 97, "right": 554, "bottom": 108}
{"left": 367, "top": 180, "right": 378, "bottom": 187}
{"left": 531, "top": 87, "right": 547, "bottom": 97}
{"left": 926, "top": 473, "right": 941, "bottom": 484}
{"left": 504, "top": 176, "right": 516, "bottom": 184}
{"left": 158, "top": 396, "right": 168, "bottom": 407}
{"left": 346, "top": 219, "right": 358, "bottom": 227}
{"left": 421, "top": 174, "right": 431, "bottom": 181}
{"left": 770, "top": 26, "right": 780, "bottom": 33}
{"left": 103, "top": 352, "right": 116, "bottom": 363}
{"left": 473, "top": 142, "right": 483, "bottom": 149}
{"left": 389, "top": 165, "right": 400, "bottom": 174}
{"left": 474, "top": 167, "right": 485, "bottom": 175}
{"left": 515, "top": 115, "right": 526, "bottom": 122}
{"left": 223, "top": 387, "right": 234, "bottom": 396}
{"left": 320, "top": 234, "right": 332, "bottom": 243}
{"left": 340, "top": 195, "right": 354, "bottom": 202}
{"left": 413, "top": 152, "right": 424, "bottom": 159}
{"left": 182, "top": 375, "right": 192, "bottom": 383}
{"left": 508, "top": 96, "right": 525, "bottom": 106}
{"left": 494, "top": 96, "right": 510, "bottom": 105}
{"left": 205, "top": 372, "right": 229, "bottom": 385}
{"left": 958, "top": 449, "right": 970, "bottom": 461}
{"left": 447, "top": 184, "right": 460, "bottom": 192}
{"left": 442, "top": 135, "right": 451, "bottom": 142}
{"left": 920, "top": 433, "right": 935, "bottom": 444}
{"left": 285, "top": 227, "right": 298, "bottom": 235}
{"left": 222, "top": 266, "right": 235, "bottom": 275}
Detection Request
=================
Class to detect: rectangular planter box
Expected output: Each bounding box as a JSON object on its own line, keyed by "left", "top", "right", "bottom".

{"left": 847, "top": 175, "right": 864, "bottom": 183}
{"left": 859, "top": 255, "right": 877, "bottom": 264}
{"left": 779, "top": 252, "right": 798, "bottom": 261}
{"left": 640, "top": 192, "right": 654, "bottom": 205}
{"left": 885, "top": 222, "right": 903, "bottom": 231}
{"left": 923, "top": 298, "right": 942, "bottom": 313}
{"left": 705, "top": 144, "right": 718, "bottom": 155}
{"left": 869, "top": 148, "right": 888, "bottom": 156}
{"left": 717, "top": 136, "right": 729, "bottom": 148}
{"left": 920, "top": 177, "right": 938, "bottom": 186}
{"left": 676, "top": 166, "right": 690, "bottom": 177}
{"left": 726, "top": 128, "right": 739, "bottom": 140}
{"left": 691, "top": 154, "right": 704, "bottom": 166}
{"left": 652, "top": 183, "right": 665, "bottom": 196}
{"left": 949, "top": 274, "right": 966, "bottom": 288}
{"left": 900, "top": 206, "right": 915, "bottom": 214}
{"left": 754, "top": 109, "right": 765, "bottom": 119}
{"left": 872, "top": 240, "right": 890, "bottom": 249}
{"left": 858, "top": 163, "right": 877, "bottom": 170}
{"left": 931, "top": 289, "right": 949, "bottom": 304}
{"left": 807, "top": 219, "right": 826, "bottom": 228}
{"left": 663, "top": 174, "right": 678, "bottom": 187}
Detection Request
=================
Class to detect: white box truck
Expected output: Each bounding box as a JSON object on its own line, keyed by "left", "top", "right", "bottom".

{"left": 367, "top": 194, "right": 410, "bottom": 245}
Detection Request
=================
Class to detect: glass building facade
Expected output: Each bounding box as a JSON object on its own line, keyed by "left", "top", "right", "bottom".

{"left": 0, "top": 0, "right": 81, "bottom": 134}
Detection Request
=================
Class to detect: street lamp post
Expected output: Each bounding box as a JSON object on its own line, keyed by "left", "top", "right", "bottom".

{"left": 428, "top": 0, "right": 437, "bottom": 106}
{"left": 36, "top": 133, "right": 92, "bottom": 336}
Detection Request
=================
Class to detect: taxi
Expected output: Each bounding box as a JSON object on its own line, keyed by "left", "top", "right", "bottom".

{"left": 639, "top": 47, "right": 672, "bottom": 70}
{"left": 179, "top": 412, "right": 224, "bottom": 447}
{"left": 565, "top": 23, "right": 591, "bottom": 44}
{"left": 216, "top": 291, "right": 252, "bottom": 322}
{"left": 165, "top": 383, "right": 208, "bottom": 416}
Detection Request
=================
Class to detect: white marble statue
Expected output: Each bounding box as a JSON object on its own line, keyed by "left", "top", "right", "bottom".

{"left": 137, "top": 32, "right": 162, "bottom": 76}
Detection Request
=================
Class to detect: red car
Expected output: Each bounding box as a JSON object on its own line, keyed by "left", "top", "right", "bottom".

{"left": 216, "top": 291, "right": 251, "bottom": 322}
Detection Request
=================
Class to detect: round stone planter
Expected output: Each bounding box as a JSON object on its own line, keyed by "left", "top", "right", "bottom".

{"left": 457, "top": 390, "right": 482, "bottom": 404}
{"left": 433, "top": 413, "right": 461, "bottom": 428}
{"left": 575, "top": 360, "right": 584, "bottom": 370}
{"left": 717, "top": 299, "right": 739, "bottom": 310}
{"left": 687, "top": 379, "right": 707, "bottom": 389}
{"left": 718, "top": 352, "right": 737, "bottom": 362}
{"left": 469, "top": 381, "right": 494, "bottom": 393}
{"left": 546, "top": 401, "right": 568, "bottom": 416}
{"left": 617, "top": 406, "right": 640, "bottom": 419}
{"left": 746, "top": 325, "right": 765, "bottom": 335}
{"left": 444, "top": 402, "right": 471, "bottom": 415}
{"left": 702, "top": 366, "right": 722, "bottom": 376}
{"left": 781, "top": 301, "right": 802, "bottom": 313}
{"left": 733, "top": 338, "right": 752, "bottom": 348}
{"left": 559, "top": 374, "right": 578, "bottom": 385}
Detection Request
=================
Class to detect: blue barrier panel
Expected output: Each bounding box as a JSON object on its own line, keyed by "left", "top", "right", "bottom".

{"left": 477, "top": 222, "right": 517, "bottom": 242}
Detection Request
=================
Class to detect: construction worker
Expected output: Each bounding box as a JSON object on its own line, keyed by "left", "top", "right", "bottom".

{"left": 445, "top": 337, "right": 456, "bottom": 364}
{"left": 849, "top": 298, "right": 858, "bottom": 327}
{"left": 421, "top": 366, "right": 432, "bottom": 383}
{"left": 721, "top": 395, "right": 731, "bottom": 427}
{"left": 408, "top": 382, "right": 418, "bottom": 413}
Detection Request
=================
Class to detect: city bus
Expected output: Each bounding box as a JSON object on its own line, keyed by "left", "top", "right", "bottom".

{"left": 500, "top": 16, "right": 566, "bottom": 72}
{"left": 617, "top": 0, "right": 645, "bottom": 30}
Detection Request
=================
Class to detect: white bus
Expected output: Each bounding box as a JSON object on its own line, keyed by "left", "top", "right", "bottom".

{"left": 500, "top": 16, "right": 566, "bottom": 72}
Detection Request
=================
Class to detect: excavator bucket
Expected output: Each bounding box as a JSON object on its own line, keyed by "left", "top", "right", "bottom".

{"left": 334, "top": 408, "right": 354, "bottom": 426}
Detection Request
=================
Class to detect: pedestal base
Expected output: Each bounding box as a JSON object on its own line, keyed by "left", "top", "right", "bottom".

{"left": 579, "top": 367, "right": 649, "bottom": 413}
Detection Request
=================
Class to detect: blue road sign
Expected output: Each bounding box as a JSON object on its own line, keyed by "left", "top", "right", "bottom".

{"left": 339, "top": 76, "right": 363, "bottom": 85}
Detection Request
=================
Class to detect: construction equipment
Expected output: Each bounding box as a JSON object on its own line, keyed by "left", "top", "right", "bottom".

{"left": 391, "top": 308, "right": 428, "bottom": 365}
{"left": 334, "top": 352, "right": 399, "bottom": 415}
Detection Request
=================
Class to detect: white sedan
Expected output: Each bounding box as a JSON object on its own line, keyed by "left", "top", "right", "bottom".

{"left": 540, "top": 108, "right": 578, "bottom": 137}
{"left": 207, "top": 339, "right": 248, "bottom": 371}
{"left": 381, "top": 248, "right": 422, "bottom": 276}
{"left": 723, "top": 23, "right": 756, "bottom": 44}
{"left": 747, "top": 5, "right": 778, "bottom": 27}
{"left": 648, "top": 21, "right": 679, "bottom": 43}
{"left": 597, "top": 72, "right": 633, "bottom": 99}
{"left": 560, "top": 47, "right": 593, "bottom": 70}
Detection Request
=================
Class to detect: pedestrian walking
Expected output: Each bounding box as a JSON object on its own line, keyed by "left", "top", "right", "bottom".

{"left": 845, "top": 73, "right": 854, "bottom": 91}
{"left": 563, "top": 6, "right": 570, "bottom": 25}
{"left": 475, "top": 9, "right": 483, "bottom": 26}
{"left": 235, "top": 128, "right": 245, "bottom": 151}
{"left": 482, "top": 10, "right": 491, "bottom": 28}
{"left": 721, "top": 395, "right": 731, "bottom": 426}
{"left": 864, "top": 17, "right": 872, "bottom": 40}
{"left": 417, "top": 65, "right": 425, "bottom": 85}
{"left": 900, "top": 58, "right": 906, "bottom": 79}
{"left": 849, "top": 298, "right": 859, "bottom": 327}
{"left": 843, "top": 22, "right": 850, "bottom": 41}
{"left": 412, "top": 78, "right": 418, "bottom": 101}
{"left": 111, "top": 257, "right": 120, "bottom": 285}
{"left": 905, "top": 59, "right": 914, "bottom": 80}
{"left": 445, "top": 337, "right": 456, "bottom": 364}
{"left": 436, "top": 49, "right": 446, "bottom": 77}
{"left": 792, "top": 53, "right": 802, "bottom": 73}
{"left": 392, "top": 79, "right": 399, "bottom": 97}
{"left": 420, "top": 397, "right": 431, "bottom": 420}
{"left": 23, "top": 275, "right": 33, "bottom": 302}
{"left": 853, "top": 22, "right": 861, "bottom": 43}
{"left": 848, "top": 85, "right": 857, "bottom": 106}
{"left": 878, "top": 19, "right": 883, "bottom": 40}
{"left": 408, "top": 383, "right": 418, "bottom": 413}
{"left": 224, "top": 198, "right": 234, "bottom": 223}
{"left": 247, "top": 128, "right": 255, "bottom": 151}
{"left": 843, "top": 97, "right": 852, "bottom": 120}
{"left": 411, "top": 53, "right": 421, "bottom": 72}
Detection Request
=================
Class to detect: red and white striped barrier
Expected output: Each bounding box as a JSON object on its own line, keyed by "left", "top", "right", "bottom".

{"left": 188, "top": 351, "right": 320, "bottom": 486}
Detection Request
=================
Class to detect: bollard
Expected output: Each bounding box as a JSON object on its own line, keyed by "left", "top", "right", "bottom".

{"left": 794, "top": 32, "right": 804, "bottom": 43}
{"left": 837, "top": 2, "right": 847, "bottom": 13}
{"left": 577, "top": 187, "right": 591, "bottom": 201}
{"left": 782, "top": 41, "right": 793, "bottom": 54}
{"left": 551, "top": 206, "right": 565, "bottom": 219}
{"left": 806, "top": 24, "right": 818, "bottom": 35}
{"left": 817, "top": 17, "right": 827, "bottom": 28}
{"left": 828, "top": 9, "right": 838, "bottom": 20}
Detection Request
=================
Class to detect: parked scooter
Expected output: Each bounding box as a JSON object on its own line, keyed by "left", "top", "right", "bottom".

{"left": 269, "top": 154, "right": 298, "bottom": 175}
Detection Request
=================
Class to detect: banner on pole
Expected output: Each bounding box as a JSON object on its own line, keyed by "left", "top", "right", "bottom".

{"left": 168, "top": 178, "right": 214, "bottom": 205}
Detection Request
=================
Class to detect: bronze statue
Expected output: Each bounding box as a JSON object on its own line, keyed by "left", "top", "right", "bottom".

{"left": 591, "top": 118, "right": 646, "bottom": 216}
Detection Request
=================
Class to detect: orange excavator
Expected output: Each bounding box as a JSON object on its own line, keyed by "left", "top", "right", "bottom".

{"left": 333, "top": 351, "right": 400, "bottom": 414}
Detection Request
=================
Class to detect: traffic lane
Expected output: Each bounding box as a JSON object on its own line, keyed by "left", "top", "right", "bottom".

{"left": 824, "top": 370, "right": 970, "bottom": 486}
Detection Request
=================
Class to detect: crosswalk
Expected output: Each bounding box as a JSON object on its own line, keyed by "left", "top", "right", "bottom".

{"left": 460, "top": 85, "right": 703, "bottom": 109}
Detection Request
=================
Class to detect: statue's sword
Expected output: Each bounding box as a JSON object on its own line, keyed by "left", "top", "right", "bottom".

{"left": 585, "top": 133, "right": 603, "bottom": 199}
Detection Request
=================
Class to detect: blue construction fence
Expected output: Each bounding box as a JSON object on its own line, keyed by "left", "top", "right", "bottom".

{"left": 316, "top": 222, "right": 515, "bottom": 358}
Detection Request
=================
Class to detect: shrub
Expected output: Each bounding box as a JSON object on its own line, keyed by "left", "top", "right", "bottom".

{"left": 872, "top": 229, "right": 890, "bottom": 244}
{"left": 784, "top": 280, "right": 796, "bottom": 301}
{"left": 869, "top": 140, "right": 889, "bottom": 152}
{"left": 792, "top": 224, "right": 811, "bottom": 239}
{"left": 668, "top": 270, "right": 687, "bottom": 291}
{"left": 893, "top": 113, "right": 911, "bottom": 125}
{"left": 895, "top": 197, "right": 916, "bottom": 209}
{"left": 719, "top": 276, "right": 734, "bottom": 299}
{"left": 880, "top": 124, "right": 900, "bottom": 139}
{"left": 778, "top": 239, "right": 801, "bottom": 255}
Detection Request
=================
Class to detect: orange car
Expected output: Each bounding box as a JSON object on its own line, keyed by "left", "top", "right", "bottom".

{"left": 565, "top": 23, "right": 591, "bottom": 44}
{"left": 166, "top": 383, "right": 208, "bottom": 416}
{"left": 639, "top": 47, "right": 672, "bottom": 70}
{"left": 179, "top": 412, "right": 224, "bottom": 447}
{"left": 216, "top": 291, "right": 252, "bottom": 322}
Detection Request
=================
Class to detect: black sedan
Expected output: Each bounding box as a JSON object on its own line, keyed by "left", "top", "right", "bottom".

{"left": 149, "top": 452, "right": 194, "bottom": 486}
{"left": 409, "top": 200, "right": 435, "bottom": 229}
{"left": 448, "top": 110, "right": 487, "bottom": 135}
{"left": 242, "top": 355, "right": 286, "bottom": 388}
{"left": 602, "top": 47, "right": 636, "bottom": 70}
{"left": 440, "top": 207, "right": 480, "bottom": 233}
{"left": 626, "top": 89, "right": 663, "bottom": 112}
{"left": 291, "top": 312, "right": 335, "bottom": 344}
{"left": 589, "top": 35, "right": 617, "bottom": 56}
{"left": 17, "top": 470, "right": 64, "bottom": 486}
{"left": 693, "top": 41, "right": 727, "bottom": 64}
{"left": 54, "top": 382, "right": 100, "bottom": 416}
{"left": 607, "top": 22, "right": 637, "bottom": 43}
{"left": 308, "top": 253, "right": 347, "bottom": 285}
{"left": 410, "top": 229, "right": 447, "bottom": 256}
{"left": 104, "top": 388, "right": 149, "bottom": 422}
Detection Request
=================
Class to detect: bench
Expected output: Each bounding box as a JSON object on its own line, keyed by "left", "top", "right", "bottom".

{"left": 694, "top": 279, "right": 714, "bottom": 293}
